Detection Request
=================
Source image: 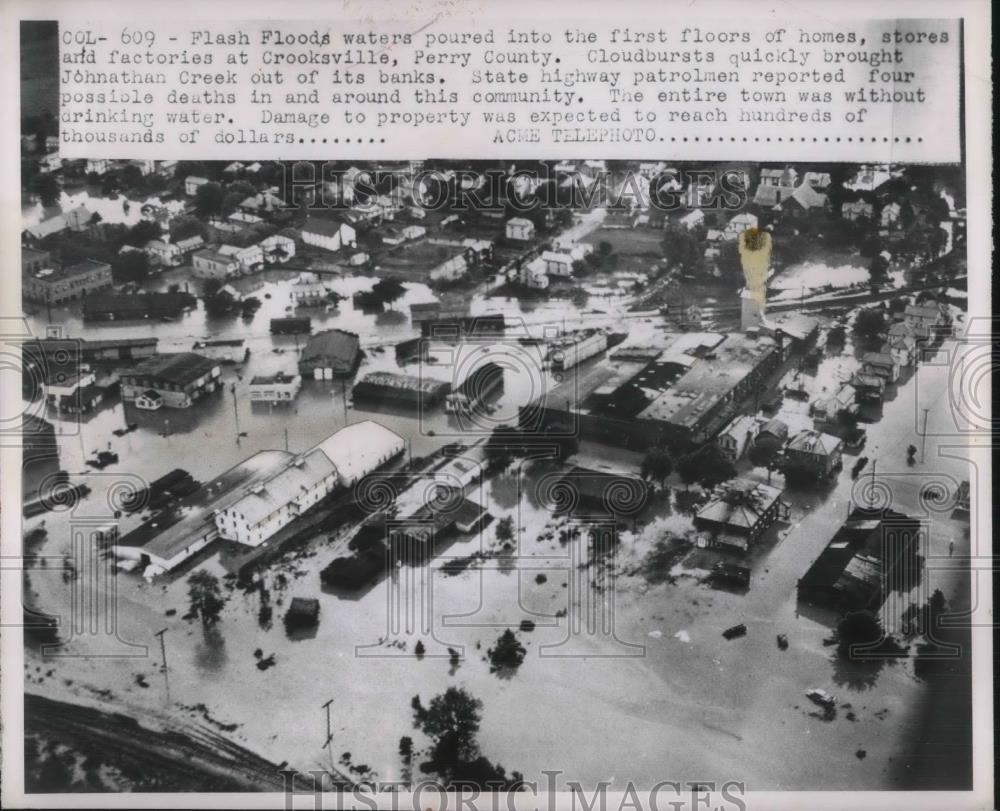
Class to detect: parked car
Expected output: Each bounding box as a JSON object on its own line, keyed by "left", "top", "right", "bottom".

{"left": 805, "top": 688, "right": 836, "bottom": 709}
{"left": 711, "top": 562, "right": 751, "bottom": 588}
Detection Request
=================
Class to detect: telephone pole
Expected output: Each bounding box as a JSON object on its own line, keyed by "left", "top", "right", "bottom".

{"left": 920, "top": 407, "right": 930, "bottom": 463}
{"left": 231, "top": 383, "right": 241, "bottom": 443}
{"left": 155, "top": 627, "right": 170, "bottom": 703}
{"left": 321, "top": 698, "right": 335, "bottom": 777}
{"left": 284, "top": 427, "right": 289, "bottom": 452}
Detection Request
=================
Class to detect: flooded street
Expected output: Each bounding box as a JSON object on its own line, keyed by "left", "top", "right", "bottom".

{"left": 23, "top": 261, "right": 972, "bottom": 789}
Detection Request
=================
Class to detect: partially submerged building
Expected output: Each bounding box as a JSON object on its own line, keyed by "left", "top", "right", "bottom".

{"left": 695, "top": 479, "right": 788, "bottom": 552}
{"left": 798, "top": 507, "right": 922, "bottom": 610}
{"left": 298, "top": 329, "right": 361, "bottom": 379}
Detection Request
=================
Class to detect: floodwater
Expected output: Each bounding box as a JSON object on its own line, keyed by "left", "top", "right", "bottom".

{"left": 21, "top": 264, "right": 972, "bottom": 790}
{"left": 23, "top": 190, "right": 187, "bottom": 229}
{"left": 770, "top": 260, "right": 871, "bottom": 300}
{"left": 17, "top": 157, "right": 972, "bottom": 777}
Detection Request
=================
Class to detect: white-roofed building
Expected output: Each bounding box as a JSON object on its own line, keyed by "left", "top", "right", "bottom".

{"left": 313, "top": 420, "right": 405, "bottom": 486}
{"left": 213, "top": 448, "right": 339, "bottom": 546}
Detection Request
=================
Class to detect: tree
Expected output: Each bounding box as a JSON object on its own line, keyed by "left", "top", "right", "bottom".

{"left": 747, "top": 435, "right": 783, "bottom": 483}
{"left": 411, "top": 688, "right": 522, "bottom": 789}
{"left": 412, "top": 687, "right": 482, "bottom": 764}
{"left": 640, "top": 447, "right": 673, "bottom": 488}
{"left": 187, "top": 570, "right": 224, "bottom": 624}
{"left": 194, "top": 181, "right": 224, "bottom": 216}
{"left": 495, "top": 516, "right": 514, "bottom": 544}
{"left": 661, "top": 224, "right": 701, "bottom": 273}
{"left": 676, "top": 444, "right": 736, "bottom": 489}
{"left": 31, "top": 173, "right": 60, "bottom": 207}
{"left": 110, "top": 251, "right": 151, "bottom": 285}
{"left": 868, "top": 252, "right": 890, "bottom": 284}
{"left": 372, "top": 277, "right": 406, "bottom": 307}
{"left": 398, "top": 736, "right": 414, "bottom": 785}
{"left": 853, "top": 308, "right": 886, "bottom": 344}
{"left": 120, "top": 164, "right": 144, "bottom": 190}
{"left": 836, "top": 610, "right": 882, "bottom": 655}
{"left": 120, "top": 219, "right": 162, "bottom": 248}
{"left": 487, "top": 629, "right": 526, "bottom": 674}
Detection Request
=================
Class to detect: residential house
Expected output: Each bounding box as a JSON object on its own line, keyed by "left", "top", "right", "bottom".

{"left": 185, "top": 176, "right": 209, "bottom": 196}
{"left": 757, "top": 417, "right": 790, "bottom": 445}
{"left": 519, "top": 257, "right": 549, "bottom": 289}
{"left": 811, "top": 384, "right": 858, "bottom": 422}
{"left": 904, "top": 302, "right": 948, "bottom": 341}
{"left": 505, "top": 217, "right": 535, "bottom": 241}
{"left": 259, "top": 234, "right": 296, "bottom": 264}
{"left": 862, "top": 351, "right": 900, "bottom": 384}
{"left": 239, "top": 189, "right": 285, "bottom": 215}
{"left": 850, "top": 372, "right": 886, "bottom": 404}
{"left": 290, "top": 273, "right": 330, "bottom": 306}
{"left": 841, "top": 200, "right": 874, "bottom": 221}
{"left": 880, "top": 202, "right": 902, "bottom": 229}
{"left": 787, "top": 181, "right": 828, "bottom": 213}
{"left": 86, "top": 158, "right": 110, "bottom": 175}
{"left": 174, "top": 234, "right": 205, "bottom": 256}
{"left": 401, "top": 224, "right": 427, "bottom": 241}
{"left": 695, "top": 479, "right": 789, "bottom": 552}
{"left": 678, "top": 209, "right": 705, "bottom": 231}
{"left": 302, "top": 218, "right": 357, "bottom": 252}
{"left": 886, "top": 322, "right": 919, "bottom": 367}
{"left": 22, "top": 259, "right": 113, "bottom": 304}
{"left": 845, "top": 164, "right": 892, "bottom": 193}
{"left": 430, "top": 253, "right": 469, "bottom": 282}
{"left": 716, "top": 414, "right": 758, "bottom": 462}
{"left": 192, "top": 248, "right": 240, "bottom": 279}
{"left": 462, "top": 238, "right": 494, "bottom": 263}
{"left": 723, "top": 212, "right": 758, "bottom": 241}
{"left": 144, "top": 239, "right": 184, "bottom": 268}
{"left": 219, "top": 242, "right": 264, "bottom": 273}
{"left": 784, "top": 429, "right": 843, "bottom": 479}
{"left": 754, "top": 167, "right": 798, "bottom": 207}
{"left": 541, "top": 250, "right": 575, "bottom": 277}
{"left": 135, "top": 390, "right": 164, "bottom": 410}
{"left": 120, "top": 352, "right": 222, "bottom": 408}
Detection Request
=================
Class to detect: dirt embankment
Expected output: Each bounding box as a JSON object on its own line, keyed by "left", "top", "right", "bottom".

{"left": 24, "top": 693, "right": 321, "bottom": 793}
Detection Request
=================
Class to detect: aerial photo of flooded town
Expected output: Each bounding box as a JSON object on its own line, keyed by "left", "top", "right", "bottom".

{"left": 19, "top": 31, "right": 975, "bottom": 798}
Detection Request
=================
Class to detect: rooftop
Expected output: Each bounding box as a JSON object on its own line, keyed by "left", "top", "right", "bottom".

{"left": 224, "top": 448, "right": 337, "bottom": 527}
{"left": 123, "top": 353, "right": 218, "bottom": 386}
{"left": 25, "top": 258, "right": 110, "bottom": 283}
{"left": 313, "top": 420, "right": 404, "bottom": 483}
{"left": 787, "top": 429, "right": 842, "bottom": 456}
{"left": 300, "top": 329, "right": 361, "bottom": 363}
{"left": 303, "top": 217, "right": 352, "bottom": 238}
{"left": 697, "top": 478, "right": 784, "bottom": 532}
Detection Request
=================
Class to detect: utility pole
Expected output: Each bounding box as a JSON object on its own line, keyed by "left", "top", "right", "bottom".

{"left": 340, "top": 378, "right": 348, "bottom": 424}
{"left": 155, "top": 627, "right": 168, "bottom": 672}
{"left": 920, "top": 407, "right": 930, "bottom": 463}
{"left": 154, "top": 628, "right": 170, "bottom": 704}
{"left": 231, "top": 383, "right": 241, "bottom": 443}
{"left": 284, "top": 427, "right": 289, "bottom": 452}
{"left": 321, "top": 698, "right": 335, "bottom": 777}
